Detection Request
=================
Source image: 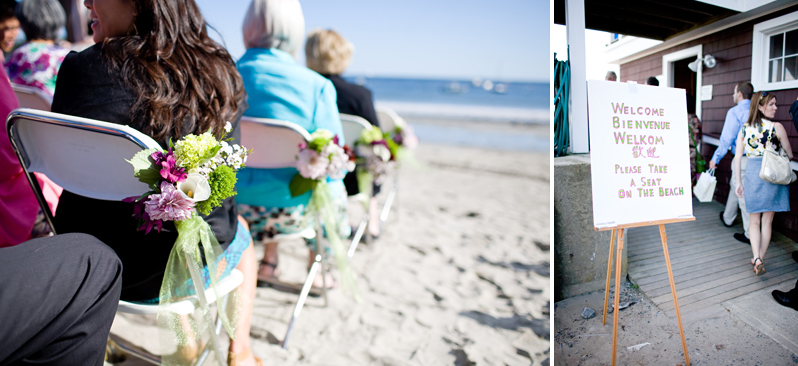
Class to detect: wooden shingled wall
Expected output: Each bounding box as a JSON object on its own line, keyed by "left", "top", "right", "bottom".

{"left": 619, "top": 5, "right": 798, "bottom": 240}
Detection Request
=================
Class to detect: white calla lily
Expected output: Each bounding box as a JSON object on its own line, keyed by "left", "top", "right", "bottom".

{"left": 373, "top": 144, "right": 391, "bottom": 162}
{"left": 176, "top": 173, "right": 211, "bottom": 202}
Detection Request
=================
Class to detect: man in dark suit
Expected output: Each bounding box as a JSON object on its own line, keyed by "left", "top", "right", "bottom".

{"left": 772, "top": 97, "right": 798, "bottom": 311}
{"left": 0, "top": 234, "right": 122, "bottom": 365}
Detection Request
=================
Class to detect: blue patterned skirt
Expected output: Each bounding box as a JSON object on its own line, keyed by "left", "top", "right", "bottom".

{"left": 744, "top": 157, "right": 790, "bottom": 213}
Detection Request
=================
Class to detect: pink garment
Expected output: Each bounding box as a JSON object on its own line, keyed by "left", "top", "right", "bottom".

{"left": 0, "top": 66, "right": 62, "bottom": 247}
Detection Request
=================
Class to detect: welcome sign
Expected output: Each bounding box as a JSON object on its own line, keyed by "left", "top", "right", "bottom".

{"left": 587, "top": 80, "right": 694, "bottom": 229}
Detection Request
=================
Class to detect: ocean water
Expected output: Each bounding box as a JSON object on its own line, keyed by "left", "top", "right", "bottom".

{"left": 346, "top": 76, "right": 550, "bottom": 152}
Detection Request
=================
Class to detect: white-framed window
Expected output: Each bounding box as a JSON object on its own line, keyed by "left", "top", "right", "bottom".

{"left": 752, "top": 11, "right": 798, "bottom": 91}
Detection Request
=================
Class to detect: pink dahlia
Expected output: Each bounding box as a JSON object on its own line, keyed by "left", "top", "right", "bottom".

{"left": 143, "top": 182, "right": 195, "bottom": 222}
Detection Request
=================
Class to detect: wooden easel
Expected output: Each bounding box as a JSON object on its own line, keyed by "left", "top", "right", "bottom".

{"left": 598, "top": 218, "right": 694, "bottom": 366}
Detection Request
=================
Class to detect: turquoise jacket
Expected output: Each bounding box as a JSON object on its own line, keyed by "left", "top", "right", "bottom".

{"left": 236, "top": 48, "right": 345, "bottom": 208}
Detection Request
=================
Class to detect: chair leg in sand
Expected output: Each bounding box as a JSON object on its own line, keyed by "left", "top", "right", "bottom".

{"left": 348, "top": 193, "right": 370, "bottom": 258}
{"left": 283, "top": 214, "right": 330, "bottom": 349}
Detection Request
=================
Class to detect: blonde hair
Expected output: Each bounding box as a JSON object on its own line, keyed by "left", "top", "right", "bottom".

{"left": 305, "top": 29, "right": 354, "bottom": 75}
{"left": 242, "top": 0, "right": 305, "bottom": 57}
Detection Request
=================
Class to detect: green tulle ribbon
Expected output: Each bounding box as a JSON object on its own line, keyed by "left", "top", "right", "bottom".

{"left": 157, "top": 214, "right": 239, "bottom": 366}
{"left": 308, "top": 182, "right": 361, "bottom": 301}
{"left": 356, "top": 165, "right": 373, "bottom": 199}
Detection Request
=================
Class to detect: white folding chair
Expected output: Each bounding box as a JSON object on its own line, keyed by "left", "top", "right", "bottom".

{"left": 339, "top": 113, "right": 373, "bottom": 256}
{"left": 11, "top": 83, "right": 52, "bottom": 111}
{"left": 374, "top": 107, "right": 403, "bottom": 223}
{"left": 6, "top": 108, "right": 243, "bottom": 365}
{"left": 376, "top": 107, "right": 407, "bottom": 135}
{"left": 239, "top": 116, "right": 328, "bottom": 349}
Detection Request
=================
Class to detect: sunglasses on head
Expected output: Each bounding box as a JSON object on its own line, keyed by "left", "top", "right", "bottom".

{"left": 762, "top": 91, "right": 769, "bottom": 97}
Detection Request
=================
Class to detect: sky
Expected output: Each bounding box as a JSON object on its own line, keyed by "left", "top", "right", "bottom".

{"left": 195, "top": 0, "right": 549, "bottom": 82}
{"left": 551, "top": 25, "right": 619, "bottom": 82}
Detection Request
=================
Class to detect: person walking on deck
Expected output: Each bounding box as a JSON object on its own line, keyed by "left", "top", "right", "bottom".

{"left": 733, "top": 91, "right": 791, "bottom": 275}
{"left": 711, "top": 81, "right": 753, "bottom": 244}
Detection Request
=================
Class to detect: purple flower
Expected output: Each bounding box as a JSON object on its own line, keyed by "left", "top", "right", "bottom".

{"left": 137, "top": 210, "right": 163, "bottom": 234}
{"left": 392, "top": 133, "right": 403, "bottom": 146}
{"left": 151, "top": 148, "right": 187, "bottom": 183}
{"left": 125, "top": 195, "right": 164, "bottom": 234}
{"left": 143, "top": 182, "right": 195, "bottom": 222}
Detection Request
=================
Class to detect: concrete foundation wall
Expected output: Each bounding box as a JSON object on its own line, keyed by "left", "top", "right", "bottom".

{"left": 554, "top": 154, "right": 627, "bottom": 302}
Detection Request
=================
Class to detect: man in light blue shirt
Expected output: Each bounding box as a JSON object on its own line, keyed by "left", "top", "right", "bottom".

{"left": 710, "top": 81, "right": 753, "bottom": 244}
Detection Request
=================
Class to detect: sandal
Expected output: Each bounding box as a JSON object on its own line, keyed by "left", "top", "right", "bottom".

{"left": 754, "top": 258, "right": 766, "bottom": 275}
{"left": 228, "top": 347, "right": 263, "bottom": 366}
{"left": 257, "top": 260, "right": 305, "bottom": 293}
{"left": 256, "top": 259, "right": 280, "bottom": 286}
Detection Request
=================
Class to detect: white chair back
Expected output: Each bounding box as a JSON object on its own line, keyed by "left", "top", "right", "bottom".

{"left": 239, "top": 116, "right": 311, "bottom": 169}
{"left": 339, "top": 113, "right": 372, "bottom": 145}
{"left": 376, "top": 107, "right": 405, "bottom": 133}
{"left": 7, "top": 109, "right": 161, "bottom": 204}
{"left": 11, "top": 84, "right": 52, "bottom": 111}
{"left": 8, "top": 109, "right": 245, "bottom": 364}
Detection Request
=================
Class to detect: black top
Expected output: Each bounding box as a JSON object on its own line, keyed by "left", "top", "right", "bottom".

{"left": 324, "top": 75, "right": 379, "bottom": 128}
{"left": 51, "top": 43, "right": 246, "bottom": 301}
{"left": 323, "top": 75, "right": 381, "bottom": 196}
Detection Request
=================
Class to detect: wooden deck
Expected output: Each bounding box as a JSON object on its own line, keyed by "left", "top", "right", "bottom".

{"left": 626, "top": 197, "right": 798, "bottom": 317}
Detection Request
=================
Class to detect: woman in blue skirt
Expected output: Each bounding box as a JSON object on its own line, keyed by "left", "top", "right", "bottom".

{"left": 733, "top": 91, "right": 792, "bottom": 275}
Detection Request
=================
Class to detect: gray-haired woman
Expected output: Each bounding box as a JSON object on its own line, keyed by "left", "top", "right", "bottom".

{"left": 236, "top": 0, "right": 349, "bottom": 293}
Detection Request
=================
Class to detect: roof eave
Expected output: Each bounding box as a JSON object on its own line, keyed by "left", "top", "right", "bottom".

{"left": 615, "top": 0, "right": 797, "bottom": 65}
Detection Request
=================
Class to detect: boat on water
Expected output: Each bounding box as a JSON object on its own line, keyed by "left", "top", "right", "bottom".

{"left": 493, "top": 82, "right": 508, "bottom": 94}
{"left": 443, "top": 81, "right": 468, "bottom": 94}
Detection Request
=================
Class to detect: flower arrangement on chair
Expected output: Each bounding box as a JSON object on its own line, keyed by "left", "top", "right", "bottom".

{"left": 353, "top": 126, "right": 397, "bottom": 188}
{"left": 387, "top": 124, "right": 419, "bottom": 154}
{"left": 124, "top": 121, "right": 250, "bottom": 366}
{"left": 288, "top": 130, "right": 360, "bottom": 299}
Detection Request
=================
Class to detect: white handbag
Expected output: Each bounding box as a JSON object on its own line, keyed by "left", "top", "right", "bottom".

{"left": 760, "top": 143, "right": 796, "bottom": 185}
{"left": 693, "top": 168, "right": 717, "bottom": 203}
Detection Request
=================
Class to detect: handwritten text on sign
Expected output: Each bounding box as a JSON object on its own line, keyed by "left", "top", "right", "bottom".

{"left": 587, "top": 81, "right": 693, "bottom": 228}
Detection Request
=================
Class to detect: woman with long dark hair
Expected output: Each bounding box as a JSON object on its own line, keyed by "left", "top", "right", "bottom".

{"left": 50, "top": 0, "right": 260, "bottom": 364}
{"left": 733, "top": 91, "right": 792, "bottom": 276}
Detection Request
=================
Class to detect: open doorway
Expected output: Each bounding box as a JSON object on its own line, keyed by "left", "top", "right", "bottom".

{"left": 673, "top": 58, "right": 697, "bottom": 115}
{"left": 662, "top": 45, "right": 703, "bottom": 120}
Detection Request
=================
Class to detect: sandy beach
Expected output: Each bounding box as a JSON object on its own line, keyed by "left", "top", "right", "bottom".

{"left": 109, "top": 120, "right": 551, "bottom": 365}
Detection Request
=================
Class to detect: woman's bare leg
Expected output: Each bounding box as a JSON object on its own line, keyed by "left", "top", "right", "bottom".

{"left": 760, "top": 211, "right": 775, "bottom": 262}
{"left": 228, "top": 216, "right": 258, "bottom": 365}
{"left": 750, "top": 212, "right": 762, "bottom": 269}
{"left": 258, "top": 241, "right": 279, "bottom": 279}
{"left": 368, "top": 196, "right": 380, "bottom": 237}
{"left": 307, "top": 248, "right": 337, "bottom": 288}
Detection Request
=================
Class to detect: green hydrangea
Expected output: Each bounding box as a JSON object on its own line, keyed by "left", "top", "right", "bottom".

{"left": 175, "top": 132, "right": 220, "bottom": 170}
{"left": 195, "top": 165, "right": 237, "bottom": 215}
{"left": 308, "top": 130, "right": 334, "bottom": 152}
{"left": 358, "top": 126, "right": 384, "bottom": 145}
